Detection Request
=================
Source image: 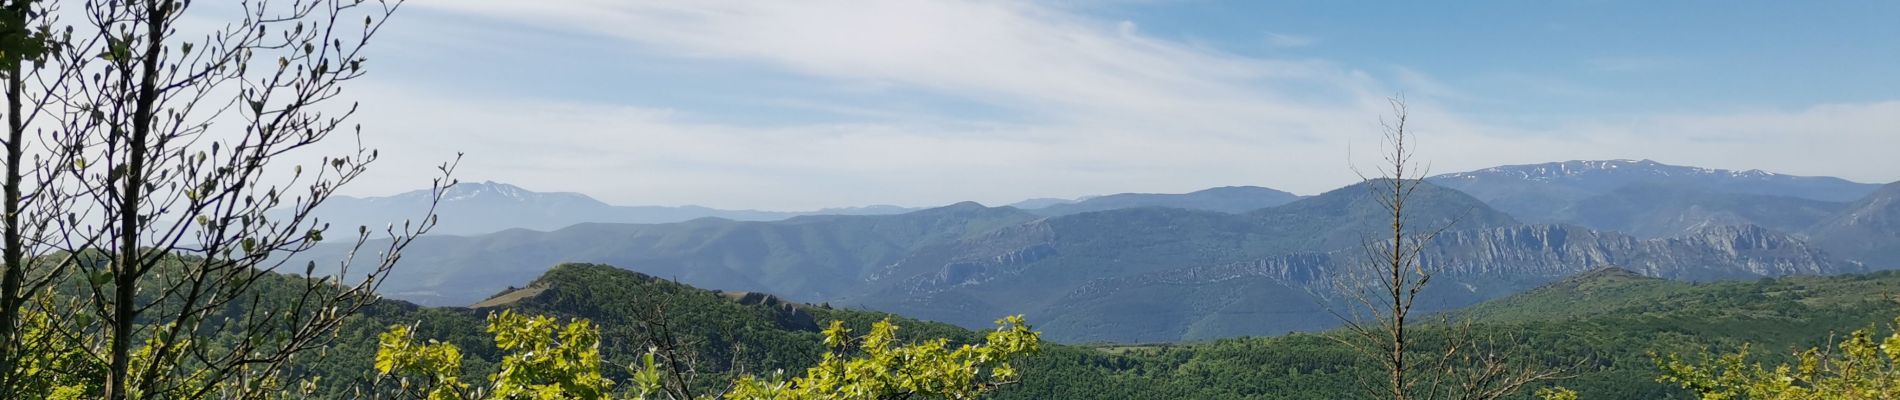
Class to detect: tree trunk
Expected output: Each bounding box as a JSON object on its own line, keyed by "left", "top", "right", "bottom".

{"left": 0, "top": 53, "right": 23, "bottom": 394}
{"left": 105, "top": 1, "right": 168, "bottom": 398}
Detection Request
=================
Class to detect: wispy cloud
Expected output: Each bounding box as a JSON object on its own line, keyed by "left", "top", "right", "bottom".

{"left": 331, "top": 1, "right": 1900, "bottom": 209}
{"left": 1264, "top": 32, "right": 1317, "bottom": 48}
{"left": 345, "top": 82, "right": 1380, "bottom": 210}
{"left": 410, "top": 1, "right": 1390, "bottom": 131}
{"left": 347, "top": 83, "right": 1900, "bottom": 211}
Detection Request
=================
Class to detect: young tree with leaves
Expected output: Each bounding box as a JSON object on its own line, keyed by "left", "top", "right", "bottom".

{"left": 0, "top": 0, "right": 77, "bottom": 395}
{"left": 0, "top": 0, "right": 452, "bottom": 398}
{"left": 1658, "top": 315, "right": 1900, "bottom": 399}
{"left": 373, "top": 313, "right": 1042, "bottom": 400}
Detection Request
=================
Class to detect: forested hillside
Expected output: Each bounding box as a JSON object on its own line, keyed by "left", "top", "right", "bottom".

{"left": 255, "top": 262, "right": 1900, "bottom": 399}
{"left": 288, "top": 263, "right": 993, "bottom": 397}
{"left": 1006, "top": 267, "right": 1900, "bottom": 399}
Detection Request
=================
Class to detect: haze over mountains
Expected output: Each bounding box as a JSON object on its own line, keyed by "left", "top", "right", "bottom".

{"left": 320, "top": 181, "right": 1307, "bottom": 236}
{"left": 1023, "top": 186, "right": 1304, "bottom": 216}
{"left": 301, "top": 159, "right": 1899, "bottom": 343}
{"left": 316, "top": 180, "right": 922, "bottom": 235}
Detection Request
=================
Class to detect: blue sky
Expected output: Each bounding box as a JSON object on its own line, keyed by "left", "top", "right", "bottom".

{"left": 1103, "top": 2, "right": 1900, "bottom": 116}
{"left": 339, "top": 1, "right": 1900, "bottom": 210}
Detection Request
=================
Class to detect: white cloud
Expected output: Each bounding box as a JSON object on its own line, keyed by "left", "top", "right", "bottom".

{"left": 344, "top": 83, "right": 1374, "bottom": 210}
{"left": 1559, "top": 102, "right": 1900, "bottom": 181}
{"left": 410, "top": 1, "right": 1390, "bottom": 134}
{"left": 329, "top": 1, "right": 1900, "bottom": 210}
{"left": 346, "top": 77, "right": 1900, "bottom": 212}
{"left": 1264, "top": 32, "right": 1317, "bottom": 48}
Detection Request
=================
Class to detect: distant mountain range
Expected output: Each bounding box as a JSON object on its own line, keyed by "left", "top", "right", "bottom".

{"left": 1428, "top": 159, "right": 1880, "bottom": 224}
{"left": 315, "top": 182, "right": 1311, "bottom": 236}
{"left": 306, "top": 202, "right": 1033, "bottom": 305}
{"left": 325, "top": 160, "right": 1883, "bottom": 239}
{"left": 298, "top": 158, "right": 1900, "bottom": 342}
{"left": 249, "top": 171, "right": 1900, "bottom": 394}
{"left": 844, "top": 181, "right": 1858, "bottom": 342}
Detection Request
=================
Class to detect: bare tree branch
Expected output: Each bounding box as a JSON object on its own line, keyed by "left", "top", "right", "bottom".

{"left": 1324, "top": 96, "right": 1569, "bottom": 400}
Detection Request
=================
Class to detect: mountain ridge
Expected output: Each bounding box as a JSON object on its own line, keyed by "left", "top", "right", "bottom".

{"left": 823, "top": 181, "right": 1853, "bottom": 341}
{"left": 1021, "top": 223, "right": 1856, "bottom": 342}
{"left": 1549, "top": 182, "right": 1848, "bottom": 238}
{"left": 1810, "top": 181, "right": 1900, "bottom": 269}
{"left": 1429, "top": 159, "right": 1880, "bottom": 223}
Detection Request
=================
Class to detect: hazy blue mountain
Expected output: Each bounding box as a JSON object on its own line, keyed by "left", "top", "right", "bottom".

{"left": 302, "top": 201, "right": 1037, "bottom": 307}
{"left": 1810, "top": 181, "right": 1900, "bottom": 269}
{"left": 1428, "top": 159, "right": 1879, "bottom": 222}
{"left": 1551, "top": 182, "right": 1848, "bottom": 238}
{"left": 1027, "top": 223, "right": 1854, "bottom": 342}
{"left": 310, "top": 178, "right": 1866, "bottom": 342}
{"left": 1028, "top": 186, "right": 1302, "bottom": 216}
{"left": 314, "top": 181, "right": 921, "bottom": 236}
{"left": 310, "top": 180, "right": 1491, "bottom": 310}
{"left": 846, "top": 181, "right": 1854, "bottom": 342}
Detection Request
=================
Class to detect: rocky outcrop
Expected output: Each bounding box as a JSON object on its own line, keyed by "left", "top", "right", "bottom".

{"left": 1020, "top": 223, "right": 1859, "bottom": 342}
{"left": 1084, "top": 224, "right": 1853, "bottom": 292}
{"left": 722, "top": 291, "right": 820, "bottom": 331}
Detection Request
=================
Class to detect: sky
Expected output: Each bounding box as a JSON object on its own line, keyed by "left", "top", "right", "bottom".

{"left": 332, "top": 0, "right": 1900, "bottom": 210}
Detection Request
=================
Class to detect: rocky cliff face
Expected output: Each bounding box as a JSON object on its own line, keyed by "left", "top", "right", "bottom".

{"left": 1075, "top": 224, "right": 1853, "bottom": 293}
{"left": 1423, "top": 224, "right": 1851, "bottom": 280}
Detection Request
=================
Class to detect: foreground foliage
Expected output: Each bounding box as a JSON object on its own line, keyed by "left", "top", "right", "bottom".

{"left": 717, "top": 316, "right": 1039, "bottom": 400}
{"left": 1658, "top": 316, "right": 1900, "bottom": 399}
{"left": 374, "top": 306, "right": 1040, "bottom": 399}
